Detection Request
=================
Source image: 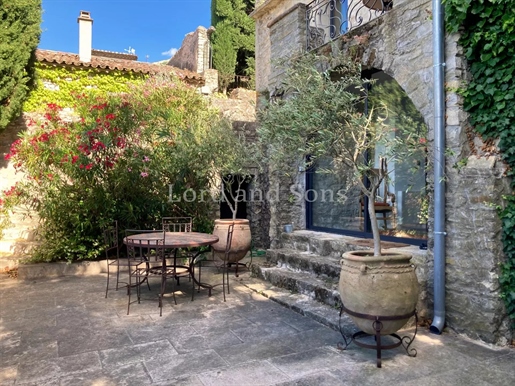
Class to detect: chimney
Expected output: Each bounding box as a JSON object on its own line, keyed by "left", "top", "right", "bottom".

{"left": 77, "top": 11, "right": 93, "bottom": 62}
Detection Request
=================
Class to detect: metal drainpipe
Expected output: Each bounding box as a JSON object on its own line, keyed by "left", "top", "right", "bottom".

{"left": 430, "top": 0, "right": 446, "bottom": 335}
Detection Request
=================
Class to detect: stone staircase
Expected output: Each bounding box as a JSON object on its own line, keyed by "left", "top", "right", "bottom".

{"left": 246, "top": 230, "right": 426, "bottom": 331}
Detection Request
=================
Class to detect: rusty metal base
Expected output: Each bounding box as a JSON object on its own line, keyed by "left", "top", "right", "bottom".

{"left": 337, "top": 304, "right": 418, "bottom": 368}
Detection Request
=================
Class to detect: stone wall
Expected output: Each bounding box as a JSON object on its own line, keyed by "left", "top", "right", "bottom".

{"left": 167, "top": 26, "right": 213, "bottom": 73}
{"left": 207, "top": 89, "right": 269, "bottom": 248}
{"left": 0, "top": 114, "right": 40, "bottom": 260}
{"left": 445, "top": 157, "right": 512, "bottom": 344}
{"left": 167, "top": 26, "right": 218, "bottom": 95}
{"left": 251, "top": 0, "right": 310, "bottom": 94}
{"left": 253, "top": 0, "right": 512, "bottom": 344}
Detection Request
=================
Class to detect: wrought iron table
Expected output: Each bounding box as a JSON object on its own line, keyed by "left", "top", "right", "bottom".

{"left": 123, "top": 231, "right": 219, "bottom": 314}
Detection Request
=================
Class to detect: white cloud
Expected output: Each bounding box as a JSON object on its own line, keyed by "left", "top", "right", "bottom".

{"left": 161, "top": 48, "right": 178, "bottom": 58}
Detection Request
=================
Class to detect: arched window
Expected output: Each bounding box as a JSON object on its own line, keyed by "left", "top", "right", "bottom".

{"left": 306, "top": 70, "right": 428, "bottom": 246}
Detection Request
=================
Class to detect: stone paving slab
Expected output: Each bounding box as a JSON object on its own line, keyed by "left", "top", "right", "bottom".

{"left": 0, "top": 269, "right": 514, "bottom": 385}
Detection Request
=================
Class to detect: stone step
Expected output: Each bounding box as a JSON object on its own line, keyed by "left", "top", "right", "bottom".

{"left": 239, "top": 274, "right": 356, "bottom": 335}
{"left": 267, "top": 248, "right": 342, "bottom": 278}
{"left": 251, "top": 262, "right": 342, "bottom": 308}
{"left": 278, "top": 230, "right": 371, "bottom": 258}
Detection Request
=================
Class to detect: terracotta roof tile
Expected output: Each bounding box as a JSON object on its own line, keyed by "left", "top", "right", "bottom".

{"left": 35, "top": 49, "right": 204, "bottom": 86}
{"left": 91, "top": 49, "right": 138, "bottom": 61}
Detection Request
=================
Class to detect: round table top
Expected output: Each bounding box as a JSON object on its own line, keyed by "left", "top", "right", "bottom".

{"left": 124, "top": 231, "right": 219, "bottom": 248}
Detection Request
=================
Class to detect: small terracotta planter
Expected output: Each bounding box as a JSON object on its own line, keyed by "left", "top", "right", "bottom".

{"left": 339, "top": 250, "right": 419, "bottom": 335}
{"left": 212, "top": 219, "right": 251, "bottom": 263}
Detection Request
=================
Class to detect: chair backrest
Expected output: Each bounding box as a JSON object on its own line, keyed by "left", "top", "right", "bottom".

{"left": 125, "top": 229, "right": 165, "bottom": 261}
{"left": 103, "top": 221, "right": 119, "bottom": 259}
{"left": 224, "top": 223, "right": 235, "bottom": 260}
{"left": 162, "top": 217, "right": 192, "bottom": 232}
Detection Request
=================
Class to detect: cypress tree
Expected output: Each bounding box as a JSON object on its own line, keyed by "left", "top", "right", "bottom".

{"left": 211, "top": 0, "right": 255, "bottom": 92}
{"left": 212, "top": 22, "right": 238, "bottom": 93}
{"left": 0, "top": 0, "right": 42, "bottom": 130}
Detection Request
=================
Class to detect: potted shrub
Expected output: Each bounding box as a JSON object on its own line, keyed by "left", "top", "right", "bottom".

{"left": 207, "top": 119, "right": 261, "bottom": 265}
{"left": 258, "top": 49, "right": 425, "bottom": 335}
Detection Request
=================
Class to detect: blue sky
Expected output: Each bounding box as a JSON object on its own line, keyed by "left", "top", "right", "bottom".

{"left": 39, "top": 0, "right": 212, "bottom": 62}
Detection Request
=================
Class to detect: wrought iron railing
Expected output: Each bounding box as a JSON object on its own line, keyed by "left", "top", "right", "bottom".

{"left": 306, "top": 0, "right": 393, "bottom": 51}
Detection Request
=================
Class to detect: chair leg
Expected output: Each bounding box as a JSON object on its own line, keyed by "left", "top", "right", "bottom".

{"left": 171, "top": 273, "right": 177, "bottom": 306}
{"left": 115, "top": 261, "right": 120, "bottom": 291}
{"left": 105, "top": 260, "right": 110, "bottom": 298}
{"left": 226, "top": 261, "right": 230, "bottom": 295}
{"left": 127, "top": 267, "right": 132, "bottom": 315}
{"left": 222, "top": 260, "right": 226, "bottom": 302}
{"left": 190, "top": 262, "right": 195, "bottom": 301}
{"left": 159, "top": 275, "right": 165, "bottom": 317}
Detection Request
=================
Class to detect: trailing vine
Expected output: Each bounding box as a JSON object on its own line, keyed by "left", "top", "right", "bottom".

{"left": 24, "top": 63, "right": 146, "bottom": 111}
{"left": 444, "top": 0, "right": 515, "bottom": 327}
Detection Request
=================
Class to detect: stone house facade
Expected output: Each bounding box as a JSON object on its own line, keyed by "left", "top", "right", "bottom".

{"left": 251, "top": 0, "right": 512, "bottom": 345}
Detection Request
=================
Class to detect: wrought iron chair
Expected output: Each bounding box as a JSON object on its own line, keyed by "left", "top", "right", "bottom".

{"left": 104, "top": 220, "right": 120, "bottom": 298}
{"left": 162, "top": 216, "right": 192, "bottom": 232}
{"left": 162, "top": 217, "right": 193, "bottom": 286}
{"left": 220, "top": 223, "right": 235, "bottom": 302}
{"left": 125, "top": 229, "right": 161, "bottom": 315}
{"left": 193, "top": 222, "right": 234, "bottom": 302}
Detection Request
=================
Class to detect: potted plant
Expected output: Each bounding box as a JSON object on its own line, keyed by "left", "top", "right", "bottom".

{"left": 258, "top": 49, "right": 425, "bottom": 335}
{"left": 207, "top": 119, "right": 261, "bottom": 265}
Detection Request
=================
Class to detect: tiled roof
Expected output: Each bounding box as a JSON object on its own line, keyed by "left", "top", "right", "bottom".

{"left": 91, "top": 49, "right": 138, "bottom": 61}
{"left": 35, "top": 49, "right": 204, "bottom": 86}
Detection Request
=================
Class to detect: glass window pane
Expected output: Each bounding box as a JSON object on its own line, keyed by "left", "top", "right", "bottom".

{"left": 310, "top": 157, "right": 362, "bottom": 231}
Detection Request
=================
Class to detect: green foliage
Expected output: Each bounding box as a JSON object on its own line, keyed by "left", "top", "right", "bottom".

{"left": 244, "top": 56, "right": 256, "bottom": 89}
{"left": 211, "top": 0, "right": 255, "bottom": 91}
{"left": 212, "top": 22, "right": 238, "bottom": 93}
{"left": 445, "top": 0, "right": 515, "bottom": 327}
{"left": 0, "top": 75, "right": 247, "bottom": 262}
{"left": 0, "top": 0, "right": 42, "bottom": 130}
{"left": 24, "top": 63, "right": 146, "bottom": 111}
{"left": 499, "top": 196, "right": 515, "bottom": 324}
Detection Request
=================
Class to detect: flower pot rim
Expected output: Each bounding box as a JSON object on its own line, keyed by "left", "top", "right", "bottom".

{"left": 342, "top": 250, "right": 412, "bottom": 263}
{"left": 215, "top": 218, "right": 249, "bottom": 224}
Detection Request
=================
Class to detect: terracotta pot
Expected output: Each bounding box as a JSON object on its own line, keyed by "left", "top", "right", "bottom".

{"left": 339, "top": 250, "right": 419, "bottom": 335}
{"left": 212, "top": 219, "right": 251, "bottom": 263}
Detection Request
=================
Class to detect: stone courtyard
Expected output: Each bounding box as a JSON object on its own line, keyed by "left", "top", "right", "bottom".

{"left": 1, "top": 264, "right": 514, "bottom": 385}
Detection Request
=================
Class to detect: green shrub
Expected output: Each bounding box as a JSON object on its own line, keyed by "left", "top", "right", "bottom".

{"left": 0, "top": 75, "right": 241, "bottom": 262}
{"left": 0, "top": 0, "right": 42, "bottom": 130}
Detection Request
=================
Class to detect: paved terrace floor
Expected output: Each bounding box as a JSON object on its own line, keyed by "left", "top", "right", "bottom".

{"left": 0, "top": 266, "right": 514, "bottom": 385}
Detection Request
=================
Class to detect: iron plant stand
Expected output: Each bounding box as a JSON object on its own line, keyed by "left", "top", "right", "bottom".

{"left": 338, "top": 304, "right": 418, "bottom": 368}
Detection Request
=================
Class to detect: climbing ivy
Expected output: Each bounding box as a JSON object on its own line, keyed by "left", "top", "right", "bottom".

{"left": 24, "top": 63, "right": 146, "bottom": 111}
{"left": 444, "top": 0, "right": 515, "bottom": 327}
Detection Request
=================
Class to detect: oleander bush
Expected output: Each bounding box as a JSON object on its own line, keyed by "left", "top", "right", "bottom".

{"left": 0, "top": 75, "right": 246, "bottom": 262}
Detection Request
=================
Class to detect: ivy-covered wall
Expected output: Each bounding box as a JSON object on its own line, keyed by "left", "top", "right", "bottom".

{"left": 24, "top": 63, "right": 146, "bottom": 112}
{"left": 445, "top": 0, "right": 515, "bottom": 333}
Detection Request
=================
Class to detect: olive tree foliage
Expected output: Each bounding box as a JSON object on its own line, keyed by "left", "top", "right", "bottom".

{"left": 0, "top": 0, "right": 42, "bottom": 130}
{"left": 258, "top": 51, "right": 425, "bottom": 256}
{"left": 211, "top": 0, "right": 255, "bottom": 92}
